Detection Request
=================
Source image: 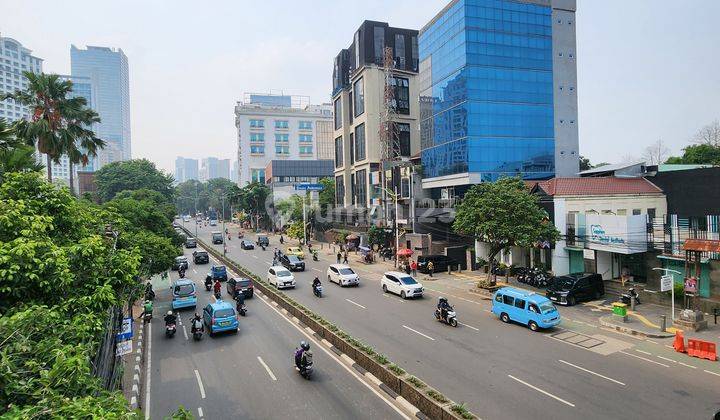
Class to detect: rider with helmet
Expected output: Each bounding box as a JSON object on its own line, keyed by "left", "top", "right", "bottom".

{"left": 295, "top": 341, "right": 309, "bottom": 369}
{"left": 190, "top": 313, "right": 203, "bottom": 334}
{"left": 437, "top": 297, "right": 451, "bottom": 321}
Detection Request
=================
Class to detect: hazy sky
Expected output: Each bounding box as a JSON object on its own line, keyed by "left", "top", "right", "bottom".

{"left": 2, "top": 0, "right": 719, "bottom": 173}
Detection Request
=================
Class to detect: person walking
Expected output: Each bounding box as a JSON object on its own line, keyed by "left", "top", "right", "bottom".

{"left": 343, "top": 252, "right": 349, "bottom": 264}
{"left": 410, "top": 260, "right": 417, "bottom": 277}
{"left": 428, "top": 261, "right": 434, "bottom": 278}
{"left": 336, "top": 252, "right": 342, "bottom": 264}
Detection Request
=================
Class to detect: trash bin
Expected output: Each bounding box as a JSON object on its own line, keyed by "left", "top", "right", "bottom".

{"left": 612, "top": 302, "right": 628, "bottom": 317}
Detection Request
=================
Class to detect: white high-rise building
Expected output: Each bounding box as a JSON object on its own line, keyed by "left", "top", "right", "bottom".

{"left": 199, "top": 157, "right": 231, "bottom": 181}
{"left": 234, "top": 93, "right": 332, "bottom": 185}
{"left": 0, "top": 33, "right": 43, "bottom": 122}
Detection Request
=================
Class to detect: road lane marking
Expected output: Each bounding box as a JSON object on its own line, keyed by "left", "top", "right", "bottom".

{"left": 345, "top": 298, "right": 366, "bottom": 309}
{"left": 252, "top": 255, "right": 258, "bottom": 259}
{"left": 656, "top": 355, "right": 677, "bottom": 363}
{"left": 679, "top": 362, "right": 697, "bottom": 369}
{"left": 312, "top": 268, "right": 322, "bottom": 272}
{"left": 198, "top": 407, "right": 203, "bottom": 418}
{"left": 382, "top": 294, "right": 404, "bottom": 303}
{"left": 646, "top": 339, "right": 658, "bottom": 344}
{"left": 145, "top": 323, "right": 152, "bottom": 420}
{"left": 619, "top": 351, "right": 669, "bottom": 367}
{"left": 192, "top": 269, "right": 198, "bottom": 274}
{"left": 458, "top": 322, "right": 479, "bottom": 331}
{"left": 402, "top": 325, "right": 435, "bottom": 341}
{"left": 635, "top": 349, "right": 652, "bottom": 355}
{"left": 558, "top": 360, "right": 626, "bottom": 386}
{"left": 182, "top": 325, "right": 188, "bottom": 340}
{"left": 704, "top": 369, "right": 720, "bottom": 377}
{"left": 257, "top": 356, "right": 277, "bottom": 381}
{"left": 194, "top": 369, "right": 206, "bottom": 399}
{"left": 508, "top": 374, "right": 575, "bottom": 407}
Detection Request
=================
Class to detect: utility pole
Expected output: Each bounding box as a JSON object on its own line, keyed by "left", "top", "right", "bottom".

{"left": 194, "top": 184, "right": 199, "bottom": 238}
{"left": 221, "top": 195, "right": 226, "bottom": 256}
{"left": 394, "top": 186, "right": 400, "bottom": 269}
{"left": 302, "top": 192, "right": 308, "bottom": 246}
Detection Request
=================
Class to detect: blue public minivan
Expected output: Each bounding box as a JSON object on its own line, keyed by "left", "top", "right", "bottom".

{"left": 203, "top": 300, "right": 239, "bottom": 335}
{"left": 171, "top": 279, "right": 197, "bottom": 310}
{"left": 491, "top": 287, "right": 560, "bottom": 331}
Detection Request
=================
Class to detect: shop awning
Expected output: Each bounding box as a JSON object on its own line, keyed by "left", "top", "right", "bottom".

{"left": 681, "top": 239, "right": 720, "bottom": 253}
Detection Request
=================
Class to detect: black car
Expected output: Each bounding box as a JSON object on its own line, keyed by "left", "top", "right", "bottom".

{"left": 193, "top": 250, "right": 209, "bottom": 264}
{"left": 240, "top": 240, "right": 255, "bottom": 250}
{"left": 546, "top": 273, "right": 605, "bottom": 306}
{"left": 256, "top": 235, "right": 269, "bottom": 247}
{"left": 280, "top": 254, "right": 305, "bottom": 271}
{"left": 172, "top": 256, "right": 189, "bottom": 271}
{"left": 417, "top": 255, "right": 458, "bottom": 273}
{"left": 211, "top": 231, "right": 224, "bottom": 244}
{"left": 227, "top": 277, "right": 254, "bottom": 298}
{"left": 185, "top": 238, "right": 197, "bottom": 248}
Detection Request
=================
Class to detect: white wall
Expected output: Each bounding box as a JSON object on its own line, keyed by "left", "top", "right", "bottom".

{"left": 596, "top": 251, "right": 613, "bottom": 280}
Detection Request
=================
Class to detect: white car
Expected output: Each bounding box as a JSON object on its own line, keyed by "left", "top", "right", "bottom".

{"left": 381, "top": 271, "right": 423, "bottom": 299}
{"left": 267, "top": 266, "right": 296, "bottom": 289}
{"left": 327, "top": 264, "right": 360, "bottom": 287}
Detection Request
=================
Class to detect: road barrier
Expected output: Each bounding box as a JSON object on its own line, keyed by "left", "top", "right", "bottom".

{"left": 686, "top": 339, "right": 717, "bottom": 361}
{"left": 185, "top": 228, "right": 477, "bottom": 419}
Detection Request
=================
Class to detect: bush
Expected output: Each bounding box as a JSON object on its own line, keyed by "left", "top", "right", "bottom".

{"left": 388, "top": 364, "right": 405, "bottom": 376}
{"left": 373, "top": 354, "right": 389, "bottom": 365}
{"left": 407, "top": 376, "right": 426, "bottom": 389}
{"left": 451, "top": 403, "right": 475, "bottom": 419}
{"left": 427, "top": 389, "right": 449, "bottom": 404}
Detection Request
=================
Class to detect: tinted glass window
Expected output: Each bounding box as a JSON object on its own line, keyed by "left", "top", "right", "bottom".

{"left": 237, "top": 279, "right": 251, "bottom": 287}
{"left": 577, "top": 278, "right": 590, "bottom": 287}
{"left": 495, "top": 294, "right": 502, "bottom": 303}
{"left": 339, "top": 268, "right": 355, "bottom": 275}
{"left": 514, "top": 298, "right": 526, "bottom": 309}
{"left": 503, "top": 295, "right": 514, "bottom": 305}
{"left": 214, "top": 308, "right": 235, "bottom": 318}
{"left": 399, "top": 276, "right": 417, "bottom": 285}
{"left": 269, "top": 269, "right": 275, "bottom": 275}
{"left": 174, "top": 284, "right": 194, "bottom": 296}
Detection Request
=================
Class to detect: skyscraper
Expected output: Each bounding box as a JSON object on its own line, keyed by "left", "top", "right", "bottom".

{"left": 200, "top": 157, "right": 231, "bottom": 181}
{"left": 71, "top": 45, "right": 131, "bottom": 166}
{"left": 419, "top": 0, "right": 579, "bottom": 195}
{"left": 175, "top": 157, "right": 199, "bottom": 183}
{"left": 0, "top": 33, "right": 43, "bottom": 122}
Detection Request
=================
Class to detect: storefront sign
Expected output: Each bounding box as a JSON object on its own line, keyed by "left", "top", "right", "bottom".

{"left": 684, "top": 276, "right": 698, "bottom": 294}
{"left": 116, "top": 339, "right": 132, "bottom": 356}
{"left": 585, "top": 214, "right": 647, "bottom": 254}
{"left": 660, "top": 275, "right": 673, "bottom": 292}
{"left": 583, "top": 249, "right": 595, "bottom": 260}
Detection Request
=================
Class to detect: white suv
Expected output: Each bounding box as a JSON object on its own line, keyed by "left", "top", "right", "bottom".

{"left": 327, "top": 264, "right": 359, "bottom": 286}
{"left": 268, "top": 266, "right": 296, "bottom": 289}
{"left": 381, "top": 271, "right": 423, "bottom": 299}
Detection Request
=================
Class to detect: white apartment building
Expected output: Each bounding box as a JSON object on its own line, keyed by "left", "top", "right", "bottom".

{"left": 0, "top": 33, "right": 43, "bottom": 122}
{"left": 234, "top": 93, "right": 332, "bottom": 186}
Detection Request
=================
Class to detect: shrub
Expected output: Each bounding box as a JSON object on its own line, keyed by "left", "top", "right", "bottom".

{"left": 407, "top": 376, "right": 426, "bottom": 389}
{"left": 373, "top": 354, "right": 389, "bottom": 365}
{"left": 427, "top": 389, "right": 449, "bottom": 404}
{"left": 388, "top": 364, "right": 405, "bottom": 376}
{"left": 451, "top": 403, "right": 474, "bottom": 419}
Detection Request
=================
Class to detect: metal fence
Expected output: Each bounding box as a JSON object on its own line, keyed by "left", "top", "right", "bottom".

{"left": 90, "top": 300, "right": 129, "bottom": 392}
{"left": 648, "top": 214, "right": 720, "bottom": 259}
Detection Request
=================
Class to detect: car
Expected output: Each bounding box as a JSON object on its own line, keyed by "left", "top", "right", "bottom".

{"left": 227, "top": 277, "right": 254, "bottom": 298}
{"left": 327, "top": 264, "right": 359, "bottom": 286}
{"left": 256, "top": 235, "right": 269, "bottom": 247}
{"left": 202, "top": 300, "right": 239, "bottom": 335}
{"left": 185, "top": 237, "right": 197, "bottom": 248}
{"left": 240, "top": 240, "right": 255, "bottom": 250}
{"left": 209, "top": 219, "right": 218, "bottom": 226}
{"left": 206, "top": 265, "right": 228, "bottom": 282}
{"left": 171, "top": 279, "right": 197, "bottom": 310}
{"left": 172, "top": 256, "right": 189, "bottom": 271}
{"left": 286, "top": 246, "right": 305, "bottom": 259}
{"left": 381, "top": 271, "right": 423, "bottom": 299}
{"left": 211, "top": 231, "right": 223, "bottom": 244}
{"left": 183, "top": 215, "right": 191, "bottom": 222}
{"left": 546, "top": 273, "right": 604, "bottom": 306}
{"left": 417, "top": 255, "right": 458, "bottom": 274}
{"left": 492, "top": 287, "right": 560, "bottom": 331}
{"left": 192, "top": 250, "right": 209, "bottom": 264}
{"left": 280, "top": 254, "right": 305, "bottom": 271}
{"left": 267, "top": 266, "right": 296, "bottom": 289}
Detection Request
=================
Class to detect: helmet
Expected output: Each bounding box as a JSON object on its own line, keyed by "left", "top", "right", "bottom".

{"left": 300, "top": 340, "right": 307, "bottom": 349}
{"left": 167, "top": 310, "right": 173, "bottom": 316}
{"left": 302, "top": 342, "right": 310, "bottom": 351}
{"left": 438, "top": 297, "right": 448, "bottom": 304}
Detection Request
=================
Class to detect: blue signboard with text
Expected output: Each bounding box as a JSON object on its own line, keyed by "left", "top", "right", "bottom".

{"left": 294, "top": 183, "right": 324, "bottom": 191}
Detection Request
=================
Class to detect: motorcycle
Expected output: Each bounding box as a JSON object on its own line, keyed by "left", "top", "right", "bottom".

{"left": 238, "top": 232, "right": 243, "bottom": 239}
{"left": 312, "top": 251, "right": 319, "bottom": 262}
{"left": 191, "top": 319, "right": 203, "bottom": 341}
{"left": 205, "top": 279, "right": 212, "bottom": 291}
{"left": 313, "top": 284, "right": 323, "bottom": 298}
{"left": 435, "top": 306, "right": 458, "bottom": 327}
{"left": 144, "top": 288, "right": 155, "bottom": 301}
{"left": 165, "top": 323, "right": 177, "bottom": 338}
{"left": 178, "top": 268, "right": 186, "bottom": 279}
{"left": 143, "top": 312, "right": 152, "bottom": 324}
{"left": 621, "top": 288, "right": 641, "bottom": 306}
{"left": 214, "top": 290, "right": 221, "bottom": 300}
{"left": 295, "top": 351, "right": 314, "bottom": 379}
{"left": 238, "top": 303, "right": 247, "bottom": 316}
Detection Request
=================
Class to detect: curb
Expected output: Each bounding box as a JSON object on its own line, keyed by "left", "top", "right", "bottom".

{"left": 599, "top": 316, "right": 675, "bottom": 338}
{"left": 129, "top": 318, "right": 144, "bottom": 410}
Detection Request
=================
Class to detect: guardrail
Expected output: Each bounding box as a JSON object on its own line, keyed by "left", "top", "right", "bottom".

{"left": 182, "top": 226, "right": 476, "bottom": 419}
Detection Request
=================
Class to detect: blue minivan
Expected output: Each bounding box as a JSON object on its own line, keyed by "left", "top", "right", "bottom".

{"left": 171, "top": 279, "right": 197, "bottom": 310}
{"left": 203, "top": 300, "right": 239, "bottom": 335}
{"left": 491, "top": 287, "right": 561, "bottom": 331}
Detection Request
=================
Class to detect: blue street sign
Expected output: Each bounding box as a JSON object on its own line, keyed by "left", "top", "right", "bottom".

{"left": 116, "top": 317, "right": 133, "bottom": 341}
{"left": 294, "top": 183, "right": 324, "bottom": 191}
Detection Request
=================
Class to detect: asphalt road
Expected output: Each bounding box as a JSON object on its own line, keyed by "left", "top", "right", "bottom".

{"left": 146, "top": 243, "right": 406, "bottom": 419}
{"left": 185, "top": 222, "right": 720, "bottom": 420}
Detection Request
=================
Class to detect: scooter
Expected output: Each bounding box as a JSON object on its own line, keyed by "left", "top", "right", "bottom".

{"left": 294, "top": 351, "right": 314, "bottom": 379}
{"left": 143, "top": 312, "right": 152, "bottom": 324}
{"left": 165, "top": 323, "right": 177, "bottom": 338}
{"left": 313, "top": 284, "right": 323, "bottom": 298}
{"left": 312, "top": 251, "right": 319, "bottom": 262}
{"left": 205, "top": 278, "right": 212, "bottom": 291}
{"left": 435, "top": 307, "right": 458, "bottom": 327}
{"left": 238, "top": 304, "right": 247, "bottom": 316}
{"left": 621, "top": 288, "right": 641, "bottom": 305}
{"left": 214, "top": 290, "right": 222, "bottom": 300}
{"left": 190, "top": 319, "right": 203, "bottom": 341}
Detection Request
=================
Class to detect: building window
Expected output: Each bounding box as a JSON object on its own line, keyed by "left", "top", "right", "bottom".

{"left": 632, "top": 209, "right": 642, "bottom": 215}
{"left": 411, "top": 36, "right": 418, "bottom": 68}
{"left": 334, "top": 136, "right": 343, "bottom": 168}
{"left": 299, "top": 146, "right": 313, "bottom": 155}
{"left": 647, "top": 208, "right": 656, "bottom": 219}
{"left": 401, "top": 178, "right": 410, "bottom": 198}
{"left": 251, "top": 169, "right": 266, "bottom": 184}
{"left": 275, "top": 145, "right": 290, "bottom": 155}
{"left": 353, "top": 78, "right": 364, "bottom": 117}
{"left": 334, "top": 98, "right": 342, "bottom": 129}
{"left": 250, "top": 145, "right": 265, "bottom": 155}
{"left": 349, "top": 133, "right": 355, "bottom": 165}
{"left": 249, "top": 119, "right": 264, "bottom": 128}
{"left": 335, "top": 175, "right": 345, "bottom": 206}
{"left": 275, "top": 134, "right": 289, "bottom": 142}
{"left": 354, "top": 169, "right": 367, "bottom": 207}
{"left": 392, "top": 77, "right": 410, "bottom": 115}
{"left": 373, "top": 26, "right": 385, "bottom": 63}
{"left": 299, "top": 134, "right": 313, "bottom": 143}
{"left": 274, "top": 120, "right": 289, "bottom": 129}
{"left": 250, "top": 133, "right": 265, "bottom": 142}
{"left": 394, "top": 34, "right": 406, "bottom": 69}
{"left": 395, "top": 123, "right": 411, "bottom": 157}
{"left": 616, "top": 209, "right": 627, "bottom": 216}
{"left": 355, "top": 123, "right": 366, "bottom": 161}
{"left": 299, "top": 121, "right": 313, "bottom": 130}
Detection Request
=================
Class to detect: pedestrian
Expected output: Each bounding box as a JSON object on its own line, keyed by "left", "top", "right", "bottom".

{"left": 410, "top": 259, "right": 417, "bottom": 276}
{"left": 336, "top": 252, "right": 342, "bottom": 264}
{"left": 428, "top": 261, "right": 434, "bottom": 277}
{"left": 343, "top": 252, "right": 348, "bottom": 264}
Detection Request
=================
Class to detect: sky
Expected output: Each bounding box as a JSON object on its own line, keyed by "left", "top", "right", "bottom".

{"left": 2, "top": 0, "right": 719, "bottom": 173}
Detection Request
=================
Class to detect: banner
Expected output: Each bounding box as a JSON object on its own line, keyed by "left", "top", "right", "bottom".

{"left": 585, "top": 214, "right": 647, "bottom": 254}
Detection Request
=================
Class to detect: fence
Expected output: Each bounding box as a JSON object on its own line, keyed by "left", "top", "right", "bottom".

{"left": 648, "top": 214, "right": 720, "bottom": 259}
{"left": 90, "top": 299, "right": 130, "bottom": 392}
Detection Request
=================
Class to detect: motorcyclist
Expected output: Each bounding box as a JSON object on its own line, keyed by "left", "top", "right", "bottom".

{"left": 204, "top": 275, "right": 212, "bottom": 289}
{"left": 295, "top": 341, "right": 309, "bottom": 369}
{"left": 144, "top": 282, "right": 155, "bottom": 300}
{"left": 190, "top": 313, "right": 203, "bottom": 334}
{"left": 213, "top": 279, "right": 222, "bottom": 295}
{"left": 300, "top": 342, "right": 311, "bottom": 373}
{"left": 312, "top": 276, "right": 321, "bottom": 289}
{"left": 437, "top": 297, "right": 451, "bottom": 321}
{"left": 140, "top": 299, "right": 153, "bottom": 319}
{"left": 179, "top": 266, "right": 186, "bottom": 278}
{"left": 279, "top": 235, "right": 284, "bottom": 244}
{"left": 164, "top": 310, "right": 177, "bottom": 326}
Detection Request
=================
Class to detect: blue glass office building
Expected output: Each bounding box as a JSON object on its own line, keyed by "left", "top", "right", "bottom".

{"left": 419, "top": 0, "right": 578, "bottom": 186}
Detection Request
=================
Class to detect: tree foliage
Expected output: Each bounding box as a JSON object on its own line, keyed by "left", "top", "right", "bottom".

{"left": 318, "top": 177, "right": 335, "bottom": 216}
{"left": 286, "top": 220, "right": 305, "bottom": 241}
{"left": 367, "top": 225, "right": 391, "bottom": 247}
{"left": 665, "top": 144, "right": 720, "bottom": 165}
{"left": 275, "top": 194, "right": 304, "bottom": 224}
{"left": 453, "top": 177, "right": 559, "bottom": 271}
{"left": 95, "top": 159, "right": 174, "bottom": 202}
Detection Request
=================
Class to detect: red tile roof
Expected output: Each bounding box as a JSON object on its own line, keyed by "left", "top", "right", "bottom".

{"left": 537, "top": 177, "right": 663, "bottom": 196}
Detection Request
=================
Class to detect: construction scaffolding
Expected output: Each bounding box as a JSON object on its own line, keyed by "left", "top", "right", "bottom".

{"left": 379, "top": 46, "right": 401, "bottom": 162}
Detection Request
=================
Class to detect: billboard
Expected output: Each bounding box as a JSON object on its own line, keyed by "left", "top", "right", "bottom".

{"left": 586, "top": 214, "right": 647, "bottom": 254}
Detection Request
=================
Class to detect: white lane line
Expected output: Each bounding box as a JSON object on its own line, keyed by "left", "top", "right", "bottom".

{"left": 508, "top": 374, "right": 575, "bottom": 407}
{"left": 704, "top": 369, "right": 720, "bottom": 377}
{"left": 483, "top": 309, "right": 492, "bottom": 313}
{"left": 252, "top": 255, "right": 258, "bottom": 259}
{"left": 402, "top": 325, "right": 435, "bottom": 341}
{"left": 619, "top": 351, "right": 670, "bottom": 367}
{"left": 635, "top": 349, "right": 652, "bottom": 356}
{"left": 679, "top": 362, "right": 697, "bottom": 369}
{"left": 345, "top": 298, "right": 366, "bottom": 309}
{"left": 459, "top": 322, "right": 480, "bottom": 331}
{"left": 382, "top": 294, "right": 404, "bottom": 303}
{"left": 192, "top": 269, "right": 198, "bottom": 274}
{"left": 182, "top": 325, "right": 188, "bottom": 341}
{"left": 558, "top": 360, "right": 626, "bottom": 386}
{"left": 144, "top": 323, "right": 152, "bottom": 420}
{"left": 656, "top": 355, "right": 677, "bottom": 363}
{"left": 198, "top": 407, "right": 204, "bottom": 418}
{"left": 257, "top": 356, "right": 277, "bottom": 381}
{"left": 263, "top": 261, "right": 271, "bottom": 265}
{"left": 312, "top": 268, "right": 322, "bottom": 272}
{"left": 194, "top": 369, "right": 206, "bottom": 399}
{"left": 646, "top": 339, "right": 658, "bottom": 344}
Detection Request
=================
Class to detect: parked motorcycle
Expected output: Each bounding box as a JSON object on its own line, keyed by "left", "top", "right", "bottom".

{"left": 435, "top": 306, "right": 458, "bottom": 327}
{"left": 313, "top": 284, "right": 323, "bottom": 298}
{"left": 621, "top": 288, "right": 641, "bottom": 305}
{"left": 165, "top": 323, "right": 177, "bottom": 338}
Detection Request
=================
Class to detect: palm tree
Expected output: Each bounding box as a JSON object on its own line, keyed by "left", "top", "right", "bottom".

{"left": 0, "top": 117, "right": 20, "bottom": 151}
{"left": 0, "top": 118, "right": 44, "bottom": 180}
{"left": 2, "top": 72, "right": 103, "bottom": 184}
{"left": 60, "top": 106, "right": 105, "bottom": 195}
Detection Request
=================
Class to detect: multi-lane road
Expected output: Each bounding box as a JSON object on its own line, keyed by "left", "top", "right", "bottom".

{"left": 172, "top": 221, "right": 720, "bottom": 420}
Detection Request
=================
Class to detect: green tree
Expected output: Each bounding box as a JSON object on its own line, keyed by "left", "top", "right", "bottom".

{"left": 276, "top": 194, "right": 304, "bottom": 223}
{"left": 578, "top": 155, "right": 592, "bottom": 171}
{"left": 453, "top": 177, "right": 559, "bottom": 279}
{"left": 95, "top": 158, "right": 174, "bottom": 202}
{"left": 665, "top": 144, "right": 720, "bottom": 165}
{"left": 238, "top": 182, "right": 270, "bottom": 229}
{"left": 286, "top": 220, "right": 305, "bottom": 241}
{"left": 318, "top": 177, "right": 335, "bottom": 216}
{"left": 62, "top": 107, "right": 105, "bottom": 196}
{"left": 367, "top": 225, "right": 391, "bottom": 247}
{"left": 206, "top": 178, "right": 241, "bottom": 218}
{"left": 0, "top": 144, "right": 45, "bottom": 180}
{"left": 0, "top": 117, "right": 20, "bottom": 151}
{"left": 175, "top": 179, "right": 206, "bottom": 216}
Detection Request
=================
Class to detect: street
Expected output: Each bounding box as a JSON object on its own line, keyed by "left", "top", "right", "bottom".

{"left": 186, "top": 222, "right": 720, "bottom": 419}
{"left": 146, "top": 240, "right": 407, "bottom": 419}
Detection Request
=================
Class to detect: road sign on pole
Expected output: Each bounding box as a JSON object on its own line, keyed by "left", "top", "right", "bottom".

{"left": 116, "top": 317, "right": 133, "bottom": 341}
{"left": 660, "top": 275, "right": 673, "bottom": 292}
{"left": 294, "top": 183, "right": 324, "bottom": 191}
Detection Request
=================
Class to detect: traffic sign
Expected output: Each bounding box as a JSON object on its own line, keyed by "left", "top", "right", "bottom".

{"left": 294, "top": 183, "right": 324, "bottom": 191}
{"left": 660, "top": 274, "right": 673, "bottom": 292}
{"left": 116, "top": 317, "right": 133, "bottom": 341}
{"left": 116, "top": 339, "right": 132, "bottom": 356}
